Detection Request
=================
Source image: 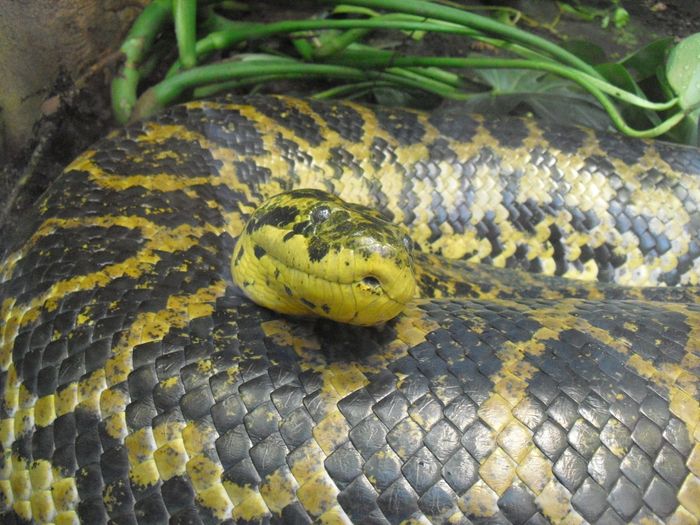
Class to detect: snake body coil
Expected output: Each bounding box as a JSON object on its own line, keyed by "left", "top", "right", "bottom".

{"left": 0, "top": 96, "right": 699, "bottom": 524}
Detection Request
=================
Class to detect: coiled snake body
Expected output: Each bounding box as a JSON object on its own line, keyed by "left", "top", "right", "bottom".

{"left": 0, "top": 96, "right": 699, "bottom": 524}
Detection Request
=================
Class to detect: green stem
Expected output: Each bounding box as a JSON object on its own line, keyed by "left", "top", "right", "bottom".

{"left": 117, "top": 1, "right": 684, "bottom": 138}
{"left": 379, "top": 56, "right": 680, "bottom": 137}
{"left": 582, "top": 74, "right": 678, "bottom": 111}
{"left": 137, "top": 52, "right": 685, "bottom": 137}
{"left": 332, "top": 50, "right": 678, "bottom": 111}
{"left": 313, "top": 28, "right": 372, "bottom": 58}
{"left": 406, "top": 66, "right": 462, "bottom": 88}
{"left": 386, "top": 67, "right": 461, "bottom": 93}
{"left": 308, "top": 12, "right": 453, "bottom": 58}
{"left": 132, "top": 59, "right": 483, "bottom": 121}
{"left": 165, "top": 18, "right": 482, "bottom": 76}
{"left": 209, "top": 11, "right": 557, "bottom": 64}
{"left": 174, "top": 0, "right": 198, "bottom": 69}
{"left": 337, "top": 43, "right": 463, "bottom": 88}
{"left": 133, "top": 62, "right": 368, "bottom": 120}
{"left": 111, "top": 0, "right": 173, "bottom": 124}
{"left": 165, "top": 14, "right": 575, "bottom": 91}
{"left": 193, "top": 74, "right": 307, "bottom": 98}
{"left": 311, "top": 80, "right": 399, "bottom": 98}
{"left": 332, "top": 0, "right": 603, "bottom": 78}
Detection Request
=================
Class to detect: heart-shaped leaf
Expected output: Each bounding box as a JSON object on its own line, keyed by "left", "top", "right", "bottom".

{"left": 666, "top": 33, "right": 700, "bottom": 111}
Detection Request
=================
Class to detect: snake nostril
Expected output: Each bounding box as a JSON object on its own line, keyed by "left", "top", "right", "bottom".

{"left": 362, "top": 276, "right": 381, "bottom": 287}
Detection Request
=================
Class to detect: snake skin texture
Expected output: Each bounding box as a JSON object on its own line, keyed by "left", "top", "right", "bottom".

{"left": 0, "top": 95, "right": 699, "bottom": 524}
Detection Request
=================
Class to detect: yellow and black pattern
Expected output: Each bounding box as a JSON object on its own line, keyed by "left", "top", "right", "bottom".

{"left": 0, "top": 95, "right": 698, "bottom": 524}
{"left": 232, "top": 188, "right": 416, "bottom": 325}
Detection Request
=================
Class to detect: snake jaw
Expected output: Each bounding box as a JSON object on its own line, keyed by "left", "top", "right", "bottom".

{"left": 232, "top": 239, "right": 414, "bottom": 325}
{"left": 232, "top": 189, "right": 416, "bottom": 325}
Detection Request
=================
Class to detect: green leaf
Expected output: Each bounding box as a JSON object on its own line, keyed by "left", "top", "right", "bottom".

{"left": 596, "top": 62, "right": 662, "bottom": 131}
{"left": 666, "top": 33, "right": 700, "bottom": 110}
{"left": 373, "top": 86, "right": 418, "bottom": 106}
{"left": 558, "top": 2, "right": 627, "bottom": 29}
{"left": 612, "top": 7, "right": 629, "bottom": 28}
{"left": 658, "top": 60, "right": 699, "bottom": 146}
{"left": 663, "top": 109, "right": 699, "bottom": 146}
{"left": 562, "top": 40, "right": 606, "bottom": 65}
{"left": 558, "top": 2, "right": 598, "bottom": 22}
{"left": 595, "top": 63, "right": 641, "bottom": 94}
{"left": 493, "top": 8, "right": 519, "bottom": 26}
{"left": 620, "top": 37, "right": 673, "bottom": 80}
{"left": 372, "top": 86, "right": 440, "bottom": 109}
{"left": 465, "top": 69, "right": 610, "bottom": 130}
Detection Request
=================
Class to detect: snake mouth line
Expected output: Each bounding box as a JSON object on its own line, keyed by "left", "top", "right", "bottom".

{"left": 253, "top": 242, "right": 409, "bottom": 306}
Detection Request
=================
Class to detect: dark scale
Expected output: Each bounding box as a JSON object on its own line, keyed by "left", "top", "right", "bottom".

{"left": 568, "top": 206, "right": 600, "bottom": 233}
{"left": 398, "top": 171, "right": 418, "bottom": 226}
{"left": 247, "top": 205, "right": 299, "bottom": 233}
{"left": 367, "top": 177, "right": 394, "bottom": 222}
{"left": 160, "top": 104, "right": 267, "bottom": 155}
{"left": 42, "top": 172, "right": 228, "bottom": 229}
{"left": 548, "top": 223, "right": 568, "bottom": 275}
{"left": 660, "top": 240, "right": 700, "bottom": 285}
{"left": 427, "top": 137, "right": 457, "bottom": 163}
{"left": 328, "top": 146, "right": 363, "bottom": 181}
{"left": 91, "top": 135, "right": 223, "bottom": 179}
{"left": 7, "top": 225, "right": 143, "bottom": 287}
{"left": 233, "top": 159, "right": 272, "bottom": 190}
{"left": 653, "top": 140, "right": 700, "bottom": 175}
{"left": 594, "top": 128, "right": 648, "bottom": 165}
{"left": 426, "top": 106, "right": 480, "bottom": 142}
{"left": 307, "top": 99, "right": 366, "bottom": 143}
{"left": 445, "top": 204, "right": 467, "bottom": 236}
{"left": 630, "top": 213, "right": 657, "bottom": 255}
{"left": 593, "top": 242, "right": 628, "bottom": 282}
{"left": 584, "top": 154, "right": 617, "bottom": 178}
{"left": 427, "top": 185, "right": 448, "bottom": 244}
{"left": 537, "top": 120, "right": 590, "bottom": 154}
{"left": 274, "top": 134, "right": 315, "bottom": 182}
{"left": 475, "top": 211, "right": 504, "bottom": 259}
{"left": 483, "top": 115, "right": 530, "bottom": 148}
{"left": 638, "top": 167, "right": 671, "bottom": 189}
{"left": 369, "top": 135, "right": 399, "bottom": 172}
{"left": 249, "top": 96, "right": 324, "bottom": 147}
{"left": 505, "top": 200, "right": 538, "bottom": 234}
{"left": 374, "top": 107, "right": 426, "bottom": 145}
{"left": 451, "top": 167, "right": 478, "bottom": 231}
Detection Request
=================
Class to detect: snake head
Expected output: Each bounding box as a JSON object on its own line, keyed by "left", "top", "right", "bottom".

{"left": 232, "top": 189, "right": 416, "bottom": 326}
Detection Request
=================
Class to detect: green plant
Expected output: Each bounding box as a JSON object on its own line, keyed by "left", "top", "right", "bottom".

{"left": 111, "top": 0, "right": 700, "bottom": 145}
{"left": 557, "top": 1, "right": 629, "bottom": 29}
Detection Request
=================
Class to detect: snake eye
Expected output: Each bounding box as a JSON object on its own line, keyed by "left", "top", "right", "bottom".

{"left": 362, "top": 276, "right": 381, "bottom": 287}
{"left": 311, "top": 205, "right": 331, "bottom": 223}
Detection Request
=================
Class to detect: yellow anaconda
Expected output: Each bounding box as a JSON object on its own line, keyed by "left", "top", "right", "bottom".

{"left": 0, "top": 95, "right": 699, "bottom": 524}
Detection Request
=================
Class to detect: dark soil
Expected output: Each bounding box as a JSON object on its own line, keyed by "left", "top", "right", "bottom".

{"left": 626, "top": 0, "right": 700, "bottom": 39}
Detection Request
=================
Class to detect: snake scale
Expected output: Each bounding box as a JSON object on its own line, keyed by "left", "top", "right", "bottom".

{"left": 0, "top": 95, "right": 699, "bottom": 524}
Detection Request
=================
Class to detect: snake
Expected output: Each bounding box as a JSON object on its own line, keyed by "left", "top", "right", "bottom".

{"left": 0, "top": 95, "right": 699, "bottom": 524}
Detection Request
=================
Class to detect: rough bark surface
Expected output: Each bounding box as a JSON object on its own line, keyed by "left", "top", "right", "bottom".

{"left": 0, "top": 0, "right": 147, "bottom": 158}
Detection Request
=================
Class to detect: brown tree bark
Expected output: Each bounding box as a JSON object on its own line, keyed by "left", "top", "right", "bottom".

{"left": 0, "top": 0, "right": 147, "bottom": 159}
